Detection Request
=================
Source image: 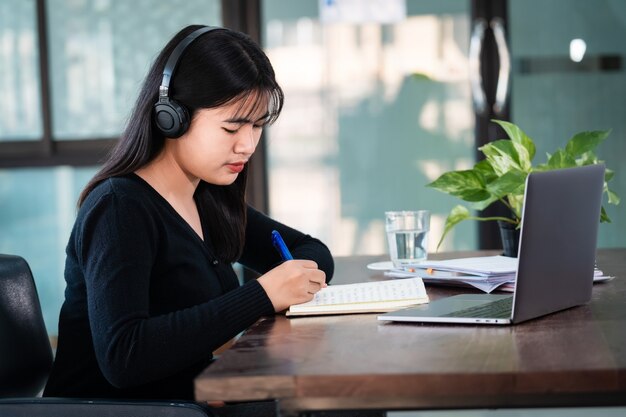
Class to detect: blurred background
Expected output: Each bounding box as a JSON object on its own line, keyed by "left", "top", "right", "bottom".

{"left": 1, "top": 0, "right": 625, "bottom": 338}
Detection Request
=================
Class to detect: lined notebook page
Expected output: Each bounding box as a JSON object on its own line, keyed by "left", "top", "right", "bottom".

{"left": 287, "top": 278, "right": 428, "bottom": 316}
{"left": 307, "top": 278, "right": 426, "bottom": 306}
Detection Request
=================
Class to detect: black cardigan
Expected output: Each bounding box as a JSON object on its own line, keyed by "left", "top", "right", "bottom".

{"left": 44, "top": 174, "right": 333, "bottom": 400}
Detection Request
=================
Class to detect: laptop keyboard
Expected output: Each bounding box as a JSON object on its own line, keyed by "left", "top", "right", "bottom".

{"left": 441, "top": 297, "right": 513, "bottom": 319}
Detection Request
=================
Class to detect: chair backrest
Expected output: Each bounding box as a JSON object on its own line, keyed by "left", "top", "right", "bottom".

{"left": 0, "top": 255, "right": 54, "bottom": 397}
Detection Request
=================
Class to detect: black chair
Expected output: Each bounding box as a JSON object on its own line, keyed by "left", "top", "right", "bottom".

{"left": 0, "top": 254, "right": 212, "bottom": 417}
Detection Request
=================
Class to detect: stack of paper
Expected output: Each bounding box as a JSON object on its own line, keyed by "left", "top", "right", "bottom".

{"left": 385, "top": 256, "right": 517, "bottom": 293}
{"left": 496, "top": 267, "right": 614, "bottom": 292}
{"left": 383, "top": 256, "right": 614, "bottom": 294}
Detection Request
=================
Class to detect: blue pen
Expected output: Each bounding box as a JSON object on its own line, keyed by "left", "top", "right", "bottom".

{"left": 271, "top": 230, "right": 293, "bottom": 261}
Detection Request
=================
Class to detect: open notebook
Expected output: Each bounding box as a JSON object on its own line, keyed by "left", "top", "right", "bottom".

{"left": 287, "top": 277, "right": 428, "bottom": 316}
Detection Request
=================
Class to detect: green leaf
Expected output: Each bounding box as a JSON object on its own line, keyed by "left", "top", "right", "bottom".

{"left": 427, "top": 170, "right": 488, "bottom": 202}
{"left": 469, "top": 195, "right": 500, "bottom": 211}
{"left": 600, "top": 206, "right": 611, "bottom": 223}
{"left": 607, "top": 189, "right": 620, "bottom": 205}
{"left": 436, "top": 205, "right": 471, "bottom": 250}
{"left": 492, "top": 119, "right": 536, "bottom": 161}
{"left": 511, "top": 141, "right": 532, "bottom": 171}
{"left": 575, "top": 151, "right": 600, "bottom": 167}
{"left": 473, "top": 159, "right": 497, "bottom": 183}
{"left": 479, "top": 140, "right": 522, "bottom": 175}
{"left": 507, "top": 193, "right": 525, "bottom": 221}
{"left": 436, "top": 204, "right": 521, "bottom": 249}
{"left": 546, "top": 149, "right": 576, "bottom": 169}
{"left": 480, "top": 139, "right": 533, "bottom": 172}
{"left": 480, "top": 139, "right": 517, "bottom": 161}
{"left": 485, "top": 154, "right": 517, "bottom": 177}
{"left": 565, "top": 130, "right": 611, "bottom": 157}
{"left": 605, "top": 169, "right": 614, "bottom": 182}
{"left": 485, "top": 169, "right": 527, "bottom": 199}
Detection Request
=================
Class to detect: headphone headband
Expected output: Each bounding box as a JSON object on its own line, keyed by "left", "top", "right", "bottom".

{"left": 158, "top": 26, "right": 220, "bottom": 100}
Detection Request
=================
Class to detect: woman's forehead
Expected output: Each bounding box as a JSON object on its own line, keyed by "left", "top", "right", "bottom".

{"left": 225, "top": 91, "right": 270, "bottom": 120}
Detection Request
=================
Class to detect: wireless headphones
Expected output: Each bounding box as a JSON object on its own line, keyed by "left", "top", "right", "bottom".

{"left": 154, "top": 26, "right": 220, "bottom": 138}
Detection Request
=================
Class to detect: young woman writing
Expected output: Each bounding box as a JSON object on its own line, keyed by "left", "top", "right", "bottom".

{"left": 43, "top": 25, "right": 333, "bottom": 407}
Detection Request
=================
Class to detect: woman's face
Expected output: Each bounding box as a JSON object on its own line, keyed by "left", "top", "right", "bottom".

{"left": 171, "top": 96, "right": 268, "bottom": 186}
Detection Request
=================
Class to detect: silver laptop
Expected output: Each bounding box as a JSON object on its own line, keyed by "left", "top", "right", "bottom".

{"left": 378, "top": 164, "right": 605, "bottom": 325}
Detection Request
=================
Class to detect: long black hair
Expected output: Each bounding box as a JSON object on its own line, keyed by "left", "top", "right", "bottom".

{"left": 79, "top": 25, "right": 284, "bottom": 262}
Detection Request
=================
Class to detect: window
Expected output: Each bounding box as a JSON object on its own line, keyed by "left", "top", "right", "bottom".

{"left": 0, "top": 0, "right": 222, "bottom": 336}
{"left": 262, "top": 0, "right": 477, "bottom": 256}
{"left": 0, "top": 0, "right": 42, "bottom": 141}
{"left": 1, "top": 0, "right": 221, "bottom": 165}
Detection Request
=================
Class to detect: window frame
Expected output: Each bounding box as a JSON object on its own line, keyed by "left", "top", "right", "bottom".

{"left": 0, "top": 1, "right": 267, "bottom": 207}
{"left": 0, "top": 0, "right": 117, "bottom": 168}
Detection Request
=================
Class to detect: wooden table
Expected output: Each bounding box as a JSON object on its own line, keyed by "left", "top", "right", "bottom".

{"left": 195, "top": 249, "right": 626, "bottom": 416}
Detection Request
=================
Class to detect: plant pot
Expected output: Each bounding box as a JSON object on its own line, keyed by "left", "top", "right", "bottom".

{"left": 498, "top": 220, "right": 520, "bottom": 258}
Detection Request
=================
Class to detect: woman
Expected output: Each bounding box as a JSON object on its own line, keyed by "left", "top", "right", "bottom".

{"left": 43, "top": 25, "right": 333, "bottom": 405}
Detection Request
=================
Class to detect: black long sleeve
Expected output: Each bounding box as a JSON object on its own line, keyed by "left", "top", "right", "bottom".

{"left": 44, "top": 174, "right": 333, "bottom": 400}
{"left": 240, "top": 206, "right": 334, "bottom": 282}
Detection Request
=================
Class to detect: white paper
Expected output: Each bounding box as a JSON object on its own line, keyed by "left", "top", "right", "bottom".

{"left": 296, "top": 277, "right": 426, "bottom": 307}
{"left": 319, "top": 0, "right": 406, "bottom": 24}
{"left": 414, "top": 255, "right": 518, "bottom": 276}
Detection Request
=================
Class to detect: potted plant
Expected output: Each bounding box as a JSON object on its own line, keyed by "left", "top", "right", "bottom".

{"left": 427, "top": 120, "right": 620, "bottom": 256}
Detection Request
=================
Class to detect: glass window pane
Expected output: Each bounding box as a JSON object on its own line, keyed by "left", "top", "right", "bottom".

{"left": 47, "top": 0, "right": 221, "bottom": 139}
{"left": 0, "top": 0, "right": 42, "bottom": 141}
{"left": 263, "top": 0, "right": 476, "bottom": 256}
{"left": 0, "top": 166, "right": 98, "bottom": 336}
{"left": 510, "top": 0, "right": 626, "bottom": 248}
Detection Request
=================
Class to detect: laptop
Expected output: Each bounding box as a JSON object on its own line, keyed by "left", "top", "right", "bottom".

{"left": 378, "top": 164, "right": 605, "bottom": 325}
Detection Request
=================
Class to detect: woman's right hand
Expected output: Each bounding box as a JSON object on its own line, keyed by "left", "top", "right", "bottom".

{"left": 257, "top": 260, "right": 327, "bottom": 312}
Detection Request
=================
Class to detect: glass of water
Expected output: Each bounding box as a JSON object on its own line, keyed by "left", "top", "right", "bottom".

{"left": 385, "top": 210, "right": 430, "bottom": 268}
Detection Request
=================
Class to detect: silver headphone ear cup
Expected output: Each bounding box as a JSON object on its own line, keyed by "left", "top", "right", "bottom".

{"left": 154, "top": 99, "right": 189, "bottom": 138}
